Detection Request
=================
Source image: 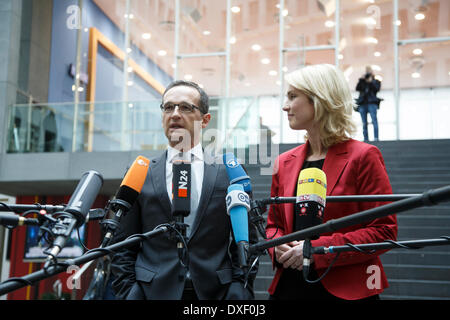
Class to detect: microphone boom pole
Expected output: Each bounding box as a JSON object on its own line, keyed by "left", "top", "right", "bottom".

{"left": 250, "top": 185, "right": 450, "bottom": 255}
{"left": 262, "top": 194, "right": 421, "bottom": 205}
{"left": 313, "top": 236, "right": 450, "bottom": 255}
{"left": 0, "top": 225, "right": 170, "bottom": 297}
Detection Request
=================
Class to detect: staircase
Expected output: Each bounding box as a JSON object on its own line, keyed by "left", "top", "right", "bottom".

{"left": 247, "top": 139, "right": 450, "bottom": 300}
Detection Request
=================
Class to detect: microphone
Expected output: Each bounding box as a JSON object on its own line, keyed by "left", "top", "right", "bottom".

{"left": 45, "top": 171, "right": 103, "bottom": 267}
{"left": 223, "top": 153, "right": 252, "bottom": 194}
{"left": 172, "top": 160, "right": 191, "bottom": 219}
{"left": 0, "top": 213, "right": 40, "bottom": 227}
{"left": 226, "top": 184, "right": 250, "bottom": 268}
{"left": 171, "top": 160, "right": 191, "bottom": 269}
{"left": 223, "top": 153, "right": 266, "bottom": 239}
{"left": 295, "top": 167, "right": 327, "bottom": 278}
{"left": 101, "top": 156, "right": 150, "bottom": 246}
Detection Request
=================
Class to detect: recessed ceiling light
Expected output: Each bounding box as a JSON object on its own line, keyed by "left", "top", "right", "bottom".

{"left": 203, "top": 30, "right": 211, "bottom": 36}
{"left": 231, "top": 6, "right": 240, "bottom": 13}
{"left": 374, "top": 51, "right": 381, "bottom": 57}
{"left": 395, "top": 20, "right": 402, "bottom": 26}
{"left": 126, "top": 48, "right": 132, "bottom": 53}
{"left": 157, "top": 50, "right": 167, "bottom": 56}
{"left": 371, "top": 65, "right": 381, "bottom": 71}
{"left": 184, "top": 74, "right": 193, "bottom": 80}
{"left": 413, "top": 48, "right": 423, "bottom": 55}
{"left": 411, "top": 72, "right": 421, "bottom": 78}
{"left": 142, "top": 33, "right": 151, "bottom": 40}
{"left": 251, "top": 44, "right": 262, "bottom": 51}
{"left": 324, "top": 20, "right": 335, "bottom": 28}
{"left": 230, "top": 36, "right": 236, "bottom": 44}
{"left": 415, "top": 13, "right": 425, "bottom": 20}
{"left": 367, "top": 37, "right": 378, "bottom": 44}
{"left": 338, "top": 54, "right": 344, "bottom": 60}
{"left": 127, "top": 80, "right": 134, "bottom": 86}
{"left": 269, "top": 70, "right": 277, "bottom": 76}
{"left": 261, "top": 58, "right": 270, "bottom": 65}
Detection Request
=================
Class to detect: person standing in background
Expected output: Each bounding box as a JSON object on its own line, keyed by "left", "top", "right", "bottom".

{"left": 355, "top": 66, "right": 382, "bottom": 142}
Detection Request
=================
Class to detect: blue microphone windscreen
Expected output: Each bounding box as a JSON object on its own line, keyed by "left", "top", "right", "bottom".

{"left": 223, "top": 153, "right": 252, "bottom": 193}
{"left": 227, "top": 184, "right": 249, "bottom": 243}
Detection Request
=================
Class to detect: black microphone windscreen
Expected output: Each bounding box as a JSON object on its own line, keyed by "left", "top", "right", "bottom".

{"left": 172, "top": 162, "right": 191, "bottom": 217}
{"left": 65, "top": 170, "right": 103, "bottom": 228}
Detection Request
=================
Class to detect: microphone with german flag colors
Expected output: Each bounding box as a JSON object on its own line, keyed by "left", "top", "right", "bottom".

{"left": 295, "top": 167, "right": 327, "bottom": 279}
{"left": 101, "top": 155, "right": 150, "bottom": 247}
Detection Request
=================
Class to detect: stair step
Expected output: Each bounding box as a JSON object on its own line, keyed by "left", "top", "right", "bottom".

{"left": 381, "top": 279, "right": 450, "bottom": 298}
{"left": 383, "top": 264, "right": 450, "bottom": 281}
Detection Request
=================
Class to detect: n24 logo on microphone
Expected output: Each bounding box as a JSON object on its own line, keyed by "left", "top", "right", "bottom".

{"left": 178, "top": 170, "right": 189, "bottom": 197}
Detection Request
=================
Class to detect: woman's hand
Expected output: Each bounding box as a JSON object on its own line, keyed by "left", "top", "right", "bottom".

{"left": 275, "top": 241, "right": 306, "bottom": 271}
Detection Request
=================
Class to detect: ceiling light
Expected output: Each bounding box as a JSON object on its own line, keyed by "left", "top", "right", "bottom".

{"left": 338, "top": 54, "right": 344, "bottom": 60}
{"left": 269, "top": 70, "right": 277, "bottom": 76}
{"left": 203, "top": 30, "right": 211, "bottom": 36}
{"left": 395, "top": 20, "right": 402, "bottom": 26}
{"left": 127, "top": 67, "right": 133, "bottom": 73}
{"left": 157, "top": 50, "right": 167, "bottom": 56}
{"left": 365, "top": 17, "right": 377, "bottom": 27}
{"left": 325, "top": 20, "right": 335, "bottom": 28}
{"left": 231, "top": 6, "right": 240, "bottom": 13}
{"left": 282, "top": 9, "right": 289, "bottom": 17}
{"left": 375, "top": 75, "right": 383, "bottom": 81}
{"left": 371, "top": 65, "right": 381, "bottom": 71}
{"left": 124, "top": 13, "right": 134, "bottom": 19}
{"left": 413, "top": 48, "right": 423, "bottom": 55}
{"left": 414, "top": 13, "right": 425, "bottom": 20}
{"left": 142, "top": 33, "right": 151, "bottom": 40}
{"left": 126, "top": 48, "right": 132, "bottom": 53}
{"left": 367, "top": 37, "right": 378, "bottom": 44}
{"left": 251, "top": 44, "right": 262, "bottom": 51}
{"left": 261, "top": 58, "right": 270, "bottom": 65}
{"left": 127, "top": 80, "right": 134, "bottom": 86}
{"left": 184, "top": 74, "right": 193, "bottom": 80}
{"left": 374, "top": 51, "right": 381, "bottom": 57}
{"left": 229, "top": 36, "right": 236, "bottom": 44}
{"left": 411, "top": 72, "right": 421, "bottom": 78}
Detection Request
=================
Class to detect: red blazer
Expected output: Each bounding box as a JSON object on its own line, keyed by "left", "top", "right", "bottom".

{"left": 266, "top": 139, "right": 398, "bottom": 300}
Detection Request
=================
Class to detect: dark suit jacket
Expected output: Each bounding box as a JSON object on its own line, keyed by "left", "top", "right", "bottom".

{"left": 355, "top": 78, "right": 381, "bottom": 106}
{"left": 111, "top": 151, "right": 258, "bottom": 300}
{"left": 266, "top": 139, "right": 398, "bottom": 300}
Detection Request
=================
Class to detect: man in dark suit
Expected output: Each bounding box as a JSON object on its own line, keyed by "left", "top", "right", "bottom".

{"left": 110, "top": 80, "right": 258, "bottom": 300}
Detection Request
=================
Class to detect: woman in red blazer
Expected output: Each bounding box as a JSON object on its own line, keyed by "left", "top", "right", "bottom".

{"left": 265, "top": 64, "right": 398, "bottom": 300}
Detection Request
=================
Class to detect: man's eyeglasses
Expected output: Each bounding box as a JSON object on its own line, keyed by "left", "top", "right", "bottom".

{"left": 160, "top": 102, "right": 204, "bottom": 114}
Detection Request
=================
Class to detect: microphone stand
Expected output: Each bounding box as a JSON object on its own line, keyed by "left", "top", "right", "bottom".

{"left": 0, "top": 225, "right": 170, "bottom": 297}
{"left": 249, "top": 185, "right": 450, "bottom": 255}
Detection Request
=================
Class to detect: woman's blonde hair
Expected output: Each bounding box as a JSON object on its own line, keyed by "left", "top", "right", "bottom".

{"left": 285, "top": 64, "right": 357, "bottom": 148}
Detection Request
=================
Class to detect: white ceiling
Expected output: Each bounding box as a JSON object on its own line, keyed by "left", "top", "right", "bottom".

{"left": 92, "top": 0, "right": 450, "bottom": 97}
